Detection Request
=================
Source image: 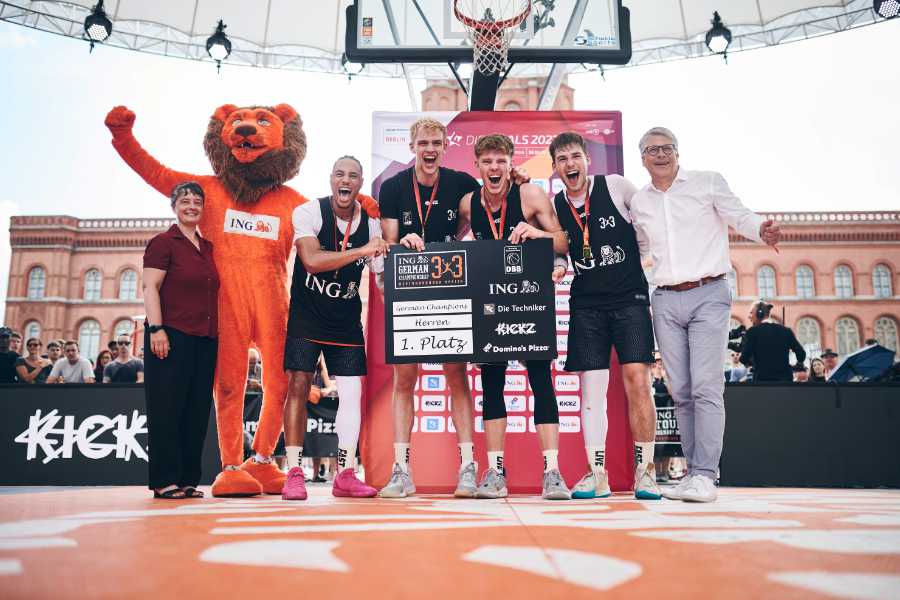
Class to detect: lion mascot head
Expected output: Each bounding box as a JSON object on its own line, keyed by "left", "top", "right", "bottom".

{"left": 203, "top": 103, "right": 307, "bottom": 204}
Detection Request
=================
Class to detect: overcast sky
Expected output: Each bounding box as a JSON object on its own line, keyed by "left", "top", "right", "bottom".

{"left": 1, "top": 18, "right": 898, "bottom": 323}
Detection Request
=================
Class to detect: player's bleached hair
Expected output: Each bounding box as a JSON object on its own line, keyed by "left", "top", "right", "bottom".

{"left": 409, "top": 118, "right": 447, "bottom": 142}
{"left": 474, "top": 133, "right": 514, "bottom": 158}
{"left": 638, "top": 127, "right": 678, "bottom": 154}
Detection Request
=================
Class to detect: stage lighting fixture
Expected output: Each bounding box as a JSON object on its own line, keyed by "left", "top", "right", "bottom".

{"left": 83, "top": 0, "right": 112, "bottom": 53}
{"left": 206, "top": 20, "right": 232, "bottom": 72}
{"left": 874, "top": 0, "right": 900, "bottom": 18}
{"left": 705, "top": 11, "right": 732, "bottom": 56}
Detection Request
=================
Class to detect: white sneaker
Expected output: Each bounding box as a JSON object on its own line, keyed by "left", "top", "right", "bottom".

{"left": 571, "top": 470, "right": 612, "bottom": 499}
{"left": 379, "top": 463, "right": 416, "bottom": 498}
{"left": 454, "top": 461, "right": 478, "bottom": 498}
{"left": 681, "top": 475, "right": 717, "bottom": 503}
{"left": 661, "top": 475, "right": 693, "bottom": 500}
{"left": 634, "top": 464, "right": 662, "bottom": 500}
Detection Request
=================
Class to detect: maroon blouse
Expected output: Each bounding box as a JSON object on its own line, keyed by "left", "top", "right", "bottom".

{"left": 143, "top": 225, "right": 219, "bottom": 338}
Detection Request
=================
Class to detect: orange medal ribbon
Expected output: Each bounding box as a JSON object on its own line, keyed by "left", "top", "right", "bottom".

{"left": 412, "top": 170, "right": 439, "bottom": 240}
{"left": 332, "top": 202, "right": 356, "bottom": 278}
{"left": 565, "top": 179, "right": 592, "bottom": 261}
{"left": 481, "top": 186, "right": 508, "bottom": 241}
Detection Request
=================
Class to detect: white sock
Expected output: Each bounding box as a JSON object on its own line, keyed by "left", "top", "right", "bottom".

{"left": 587, "top": 445, "right": 606, "bottom": 475}
{"left": 458, "top": 442, "right": 474, "bottom": 466}
{"left": 542, "top": 449, "right": 559, "bottom": 472}
{"left": 635, "top": 441, "right": 655, "bottom": 470}
{"left": 338, "top": 445, "right": 356, "bottom": 471}
{"left": 487, "top": 451, "right": 504, "bottom": 474}
{"left": 394, "top": 443, "right": 410, "bottom": 472}
{"left": 285, "top": 446, "right": 303, "bottom": 470}
{"left": 580, "top": 369, "right": 609, "bottom": 448}
{"left": 254, "top": 452, "right": 272, "bottom": 464}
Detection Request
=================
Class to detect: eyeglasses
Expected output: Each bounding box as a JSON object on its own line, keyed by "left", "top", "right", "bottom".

{"left": 642, "top": 144, "right": 676, "bottom": 157}
{"left": 117, "top": 341, "right": 131, "bottom": 346}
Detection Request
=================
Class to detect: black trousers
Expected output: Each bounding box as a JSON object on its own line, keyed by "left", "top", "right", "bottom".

{"left": 144, "top": 327, "right": 217, "bottom": 489}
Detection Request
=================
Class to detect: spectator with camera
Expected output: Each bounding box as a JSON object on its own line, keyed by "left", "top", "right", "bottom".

{"left": 739, "top": 301, "right": 806, "bottom": 382}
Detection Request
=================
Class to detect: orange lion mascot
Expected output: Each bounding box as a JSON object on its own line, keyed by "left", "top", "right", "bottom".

{"left": 106, "top": 103, "right": 312, "bottom": 496}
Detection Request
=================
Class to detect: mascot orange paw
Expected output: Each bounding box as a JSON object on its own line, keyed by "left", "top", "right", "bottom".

{"left": 211, "top": 468, "right": 263, "bottom": 497}
{"left": 241, "top": 458, "right": 288, "bottom": 495}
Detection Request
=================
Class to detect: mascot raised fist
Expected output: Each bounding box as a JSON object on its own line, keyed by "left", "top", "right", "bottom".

{"left": 107, "top": 103, "right": 308, "bottom": 496}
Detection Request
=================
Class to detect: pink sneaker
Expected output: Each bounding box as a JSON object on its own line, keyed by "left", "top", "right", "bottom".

{"left": 332, "top": 468, "right": 377, "bottom": 498}
{"left": 281, "top": 467, "right": 307, "bottom": 500}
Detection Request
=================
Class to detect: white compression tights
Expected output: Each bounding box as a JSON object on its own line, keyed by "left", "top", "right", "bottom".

{"left": 334, "top": 376, "right": 362, "bottom": 448}
{"left": 580, "top": 369, "right": 610, "bottom": 447}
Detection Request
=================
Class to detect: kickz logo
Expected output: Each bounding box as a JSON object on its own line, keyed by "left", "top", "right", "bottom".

{"left": 224, "top": 209, "right": 280, "bottom": 241}
{"left": 15, "top": 409, "right": 148, "bottom": 464}
{"left": 494, "top": 322, "right": 536, "bottom": 336}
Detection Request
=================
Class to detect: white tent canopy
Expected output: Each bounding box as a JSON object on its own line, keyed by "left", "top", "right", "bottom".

{"left": 0, "top": 0, "right": 886, "bottom": 77}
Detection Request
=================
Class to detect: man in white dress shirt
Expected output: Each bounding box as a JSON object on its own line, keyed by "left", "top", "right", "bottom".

{"left": 629, "top": 127, "right": 780, "bottom": 502}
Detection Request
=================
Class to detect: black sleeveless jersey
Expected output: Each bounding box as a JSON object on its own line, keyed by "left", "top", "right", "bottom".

{"left": 287, "top": 197, "right": 370, "bottom": 345}
{"left": 470, "top": 183, "right": 526, "bottom": 241}
{"left": 553, "top": 176, "right": 649, "bottom": 310}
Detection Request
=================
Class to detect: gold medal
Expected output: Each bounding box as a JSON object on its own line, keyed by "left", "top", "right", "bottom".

{"left": 582, "top": 244, "right": 593, "bottom": 262}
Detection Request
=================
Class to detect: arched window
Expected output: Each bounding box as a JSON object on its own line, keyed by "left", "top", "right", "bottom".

{"left": 119, "top": 269, "right": 138, "bottom": 300}
{"left": 114, "top": 319, "right": 135, "bottom": 338}
{"left": 24, "top": 321, "right": 41, "bottom": 342}
{"left": 795, "top": 265, "right": 815, "bottom": 299}
{"left": 873, "top": 264, "right": 893, "bottom": 298}
{"left": 84, "top": 269, "right": 102, "bottom": 301}
{"left": 27, "top": 267, "right": 46, "bottom": 299}
{"left": 756, "top": 265, "right": 776, "bottom": 299}
{"left": 874, "top": 317, "right": 898, "bottom": 352}
{"left": 834, "top": 265, "right": 854, "bottom": 299}
{"left": 835, "top": 317, "right": 860, "bottom": 357}
{"left": 795, "top": 317, "right": 821, "bottom": 358}
{"left": 726, "top": 267, "right": 738, "bottom": 299}
{"left": 78, "top": 319, "right": 101, "bottom": 361}
{"left": 503, "top": 101, "right": 522, "bottom": 111}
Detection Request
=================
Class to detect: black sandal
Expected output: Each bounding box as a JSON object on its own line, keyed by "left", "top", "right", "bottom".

{"left": 153, "top": 486, "right": 187, "bottom": 499}
{"left": 181, "top": 487, "right": 205, "bottom": 498}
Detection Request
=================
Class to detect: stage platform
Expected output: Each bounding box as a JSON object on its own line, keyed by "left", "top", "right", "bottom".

{"left": 1, "top": 485, "right": 899, "bottom": 599}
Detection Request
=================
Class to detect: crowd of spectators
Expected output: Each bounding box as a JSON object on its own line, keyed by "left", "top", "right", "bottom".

{"left": 0, "top": 326, "right": 143, "bottom": 384}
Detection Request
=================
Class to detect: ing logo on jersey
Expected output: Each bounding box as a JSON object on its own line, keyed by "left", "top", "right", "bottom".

{"left": 573, "top": 244, "right": 626, "bottom": 272}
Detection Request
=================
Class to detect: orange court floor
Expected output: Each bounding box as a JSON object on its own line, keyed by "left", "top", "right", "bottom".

{"left": 1, "top": 485, "right": 899, "bottom": 599}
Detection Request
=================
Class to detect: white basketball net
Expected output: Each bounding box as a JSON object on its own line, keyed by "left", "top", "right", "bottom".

{"left": 454, "top": 0, "right": 531, "bottom": 75}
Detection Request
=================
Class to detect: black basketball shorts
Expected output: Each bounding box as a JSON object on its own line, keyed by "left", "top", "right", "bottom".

{"left": 564, "top": 304, "right": 655, "bottom": 372}
{"left": 283, "top": 336, "right": 367, "bottom": 376}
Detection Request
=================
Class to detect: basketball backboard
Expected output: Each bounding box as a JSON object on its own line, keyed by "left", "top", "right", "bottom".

{"left": 346, "top": 0, "right": 631, "bottom": 65}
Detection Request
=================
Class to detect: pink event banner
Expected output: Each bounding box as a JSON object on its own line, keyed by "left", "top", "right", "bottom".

{"left": 362, "top": 111, "right": 634, "bottom": 494}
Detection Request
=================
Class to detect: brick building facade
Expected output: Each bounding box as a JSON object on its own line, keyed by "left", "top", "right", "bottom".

{"left": 6, "top": 211, "right": 898, "bottom": 368}
{"left": 4, "top": 216, "right": 172, "bottom": 361}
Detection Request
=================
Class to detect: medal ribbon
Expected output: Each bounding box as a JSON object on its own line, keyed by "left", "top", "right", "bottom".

{"left": 481, "top": 187, "right": 508, "bottom": 241}
{"left": 412, "top": 170, "right": 439, "bottom": 239}
{"left": 332, "top": 202, "right": 356, "bottom": 278}
{"left": 565, "top": 178, "right": 592, "bottom": 254}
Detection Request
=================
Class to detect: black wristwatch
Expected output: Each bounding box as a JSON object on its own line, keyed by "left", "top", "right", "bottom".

{"left": 147, "top": 324, "right": 164, "bottom": 334}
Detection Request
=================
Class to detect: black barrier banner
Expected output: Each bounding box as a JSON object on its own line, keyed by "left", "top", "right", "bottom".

{"left": 384, "top": 238, "right": 557, "bottom": 364}
{"left": 654, "top": 393, "right": 683, "bottom": 458}
{"left": 304, "top": 397, "right": 339, "bottom": 457}
{"left": 1, "top": 384, "right": 152, "bottom": 485}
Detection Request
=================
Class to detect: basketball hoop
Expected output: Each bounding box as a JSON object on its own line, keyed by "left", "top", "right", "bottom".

{"left": 454, "top": 0, "right": 531, "bottom": 76}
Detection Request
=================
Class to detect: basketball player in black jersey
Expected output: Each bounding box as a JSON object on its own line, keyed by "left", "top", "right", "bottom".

{"left": 378, "top": 118, "right": 482, "bottom": 498}
{"left": 549, "top": 132, "right": 661, "bottom": 500}
{"left": 281, "top": 156, "right": 389, "bottom": 500}
{"left": 456, "top": 133, "right": 572, "bottom": 500}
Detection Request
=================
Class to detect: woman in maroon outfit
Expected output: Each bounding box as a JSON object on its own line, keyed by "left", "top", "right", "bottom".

{"left": 143, "top": 182, "right": 220, "bottom": 499}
